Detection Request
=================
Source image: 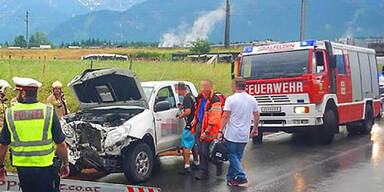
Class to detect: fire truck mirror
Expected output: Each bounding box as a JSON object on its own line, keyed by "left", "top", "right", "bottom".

{"left": 231, "top": 60, "right": 235, "bottom": 79}
{"left": 315, "top": 51, "right": 325, "bottom": 73}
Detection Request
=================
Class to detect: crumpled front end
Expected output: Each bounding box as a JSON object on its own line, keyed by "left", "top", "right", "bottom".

{"left": 62, "top": 109, "right": 140, "bottom": 172}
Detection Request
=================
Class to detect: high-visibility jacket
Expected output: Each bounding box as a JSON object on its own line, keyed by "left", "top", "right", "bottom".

{"left": 191, "top": 90, "right": 223, "bottom": 142}
{"left": 5, "top": 102, "right": 55, "bottom": 167}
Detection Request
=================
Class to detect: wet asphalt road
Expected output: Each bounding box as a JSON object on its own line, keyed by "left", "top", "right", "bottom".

{"left": 97, "top": 119, "right": 384, "bottom": 192}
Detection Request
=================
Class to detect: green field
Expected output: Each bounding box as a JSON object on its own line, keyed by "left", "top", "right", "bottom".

{"left": 0, "top": 59, "right": 232, "bottom": 112}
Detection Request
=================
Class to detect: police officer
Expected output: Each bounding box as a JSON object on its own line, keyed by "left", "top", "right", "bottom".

{"left": 46, "top": 81, "right": 69, "bottom": 119}
{"left": 0, "top": 80, "right": 11, "bottom": 129}
{"left": 0, "top": 77, "right": 70, "bottom": 192}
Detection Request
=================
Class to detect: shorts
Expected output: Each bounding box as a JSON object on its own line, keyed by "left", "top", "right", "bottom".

{"left": 181, "top": 129, "right": 195, "bottom": 149}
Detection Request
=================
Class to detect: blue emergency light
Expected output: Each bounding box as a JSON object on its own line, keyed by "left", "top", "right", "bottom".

{"left": 243, "top": 46, "right": 253, "bottom": 53}
{"left": 300, "top": 40, "right": 316, "bottom": 47}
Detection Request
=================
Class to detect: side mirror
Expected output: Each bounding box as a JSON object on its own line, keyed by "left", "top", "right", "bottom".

{"left": 230, "top": 60, "right": 235, "bottom": 80}
{"left": 154, "top": 101, "right": 171, "bottom": 112}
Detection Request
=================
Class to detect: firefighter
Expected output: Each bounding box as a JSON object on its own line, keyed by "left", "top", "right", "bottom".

{"left": 0, "top": 77, "right": 70, "bottom": 192}
{"left": 0, "top": 80, "right": 11, "bottom": 129}
{"left": 192, "top": 79, "right": 223, "bottom": 180}
{"left": 46, "top": 81, "right": 69, "bottom": 119}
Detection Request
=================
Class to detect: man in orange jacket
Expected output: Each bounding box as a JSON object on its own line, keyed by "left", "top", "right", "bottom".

{"left": 192, "top": 79, "right": 223, "bottom": 180}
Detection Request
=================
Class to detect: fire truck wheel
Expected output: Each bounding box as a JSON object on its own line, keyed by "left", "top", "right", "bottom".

{"left": 123, "top": 142, "right": 154, "bottom": 184}
{"left": 360, "top": 104, "right": 374, "bottom": 135}
{"left": 319, "top": 109, "right": 337, "bottom": 144}
{"left": 252, "top": 127, "right": 263, "bottom": 144}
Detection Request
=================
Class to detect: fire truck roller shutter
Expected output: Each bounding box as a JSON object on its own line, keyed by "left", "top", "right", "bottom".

{"left": 358, "top": 53, "right": 373, "bottom": 99}
{"left": 348, "top": 51, "right": 363, "bottom": 101}
{"left": 368, "top": 54, "right": 379, "bottom": 98}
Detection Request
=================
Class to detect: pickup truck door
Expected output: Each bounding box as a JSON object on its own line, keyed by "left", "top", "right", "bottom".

{"left": 153, "top": 86, "right": 184, "bottom": 151}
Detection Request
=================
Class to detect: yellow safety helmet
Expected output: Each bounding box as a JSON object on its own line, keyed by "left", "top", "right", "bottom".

{"left": 52, "top": 81, "right": 63, "bottom": 88}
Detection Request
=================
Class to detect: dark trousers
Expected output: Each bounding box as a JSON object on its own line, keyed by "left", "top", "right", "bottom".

{"left": 195, "top": 123, "right": 221, "bottom": 173}
{"left": 17, "top": 166, "right": 59, "bottom": 192}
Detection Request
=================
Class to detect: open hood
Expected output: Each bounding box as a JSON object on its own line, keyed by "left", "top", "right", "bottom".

{"left": 68, "top": 68, "right": 148, "bottom": 109}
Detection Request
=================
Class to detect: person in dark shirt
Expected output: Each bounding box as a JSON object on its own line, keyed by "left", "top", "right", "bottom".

{"left": 176, "top": 83, "right": 199, "bottom": 175}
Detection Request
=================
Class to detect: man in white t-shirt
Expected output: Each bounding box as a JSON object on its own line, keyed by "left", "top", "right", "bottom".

{"left": 218, "top": 78, "right": 260, "bottom": 187}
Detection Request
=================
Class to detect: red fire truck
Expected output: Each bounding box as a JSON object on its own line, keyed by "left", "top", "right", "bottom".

{"left": 233, "top": 40, "right": 382, "bottom": 144}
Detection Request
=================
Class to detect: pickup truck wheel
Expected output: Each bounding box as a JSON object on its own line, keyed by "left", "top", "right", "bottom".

{"left": 360, "top": 104, "right": 374, "bottom": 135}
{"left": 123, "top": 142, "right": 154, "bottom": 183}
{"left": 252, "top": 127, "right": 263, "bottom": 144}
{"left": 318, "top": 109, "right": 337, "bottom": 145}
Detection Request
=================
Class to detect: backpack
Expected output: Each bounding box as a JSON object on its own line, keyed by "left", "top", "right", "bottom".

{"left": 209, "top": 139, "right": 229, "bottom": 162}
{"left": 213, "top": 92, "right": 226, "bottom": 113}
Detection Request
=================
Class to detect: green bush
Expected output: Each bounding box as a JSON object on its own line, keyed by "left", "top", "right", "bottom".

{"left": 189, "top": 39, "right": 211, "bottom": 54}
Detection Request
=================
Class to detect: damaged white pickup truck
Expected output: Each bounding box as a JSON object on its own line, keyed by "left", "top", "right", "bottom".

{"left": 61, "top": 68, "right": 198, "bottom": 183}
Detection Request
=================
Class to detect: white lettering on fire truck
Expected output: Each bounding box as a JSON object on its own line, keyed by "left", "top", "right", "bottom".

{"left": 256, "top": 43, "right": 296, "bottom": 53}
{"left": 247, "top": 81, "right": 303, "bottom": 95}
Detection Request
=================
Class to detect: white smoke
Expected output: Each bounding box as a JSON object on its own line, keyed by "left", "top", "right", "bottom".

{"left": 159, "top": 5, "right": 225, "bottom": 48}
{"left": 344, "top": 9, "right": 363, "bottom": 38}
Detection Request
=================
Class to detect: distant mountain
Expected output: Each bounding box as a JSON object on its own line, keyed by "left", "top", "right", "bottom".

{"left": 2, "top": 0, "right": 384, "bottom": 44}
{"left": 47, "top": 0, "right": 384, "bottom": 44}
{"left": 0, "top": 0, "right": 146, "bottom": 42}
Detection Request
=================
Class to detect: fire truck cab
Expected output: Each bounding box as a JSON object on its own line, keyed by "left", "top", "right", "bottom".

{"left": 235, "top": 40, "right": 382, "bottom": 144}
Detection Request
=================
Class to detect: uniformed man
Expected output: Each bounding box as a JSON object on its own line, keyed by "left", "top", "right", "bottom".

{"left": 0, "top": 77, "right": 70, "bottom": 192}
{"left": 46, "top": 81, "right": 69, "bottom": 119}
{"left": 0, "top": 80, "right": 11, "bottom": 129}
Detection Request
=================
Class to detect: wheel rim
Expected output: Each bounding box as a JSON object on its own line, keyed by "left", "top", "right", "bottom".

{"left": 135, "top": 151, "right": 149, "bottom": 176}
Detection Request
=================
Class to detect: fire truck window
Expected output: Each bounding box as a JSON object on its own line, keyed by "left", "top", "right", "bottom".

{"left": 313, "top": 51, "right": 324, "bottom": 73}
{"left": 240, "top": 50, "right": 309, "bottom": 79}
{"left": 241, "top": 60, "right": 252, "bottom": 77}
{"left": 336, "top": 55, "right": 346, "bottom": 74}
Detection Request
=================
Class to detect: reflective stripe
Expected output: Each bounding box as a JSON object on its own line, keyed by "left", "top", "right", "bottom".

{"left": 11, "top": 147, "right": 54, "bottom": 157}
{"left": 206, "top": 134, "right": 218, "bottom": 138}
{"left": 11, "top": 139, "right": 53, "bottom": 147}
{"left": 6, "top": 109, "right": 19, "bottom": 142}
{"left": 43, "top": 106, "right": 52, "bottom": 140}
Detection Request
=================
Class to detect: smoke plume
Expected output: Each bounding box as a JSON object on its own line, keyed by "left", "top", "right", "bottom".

{"left": 159, "top": 5, "right": 225, "bottom": 47}
{"left": 344, "top": 9, "right": 363, "bottom": 38}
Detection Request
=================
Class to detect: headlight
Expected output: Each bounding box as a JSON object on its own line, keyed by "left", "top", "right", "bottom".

{"left": 294, "top": 106, "right": 309, "bottom": 114}
{"left": 104, "top": 124, "right": 132, "bottom": 148}
{"left": 61, "top": 120, "right": 74, "bottom": 138}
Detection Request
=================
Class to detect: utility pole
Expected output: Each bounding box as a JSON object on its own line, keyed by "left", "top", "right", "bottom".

{"left": 224, "top": 0, "right": 231, "bottom": 48}
{"left": 300, "top": 0, "right": 306, "bottom": 41}
{"left": 25, "top": 11, "right": 29, "bottom": 48}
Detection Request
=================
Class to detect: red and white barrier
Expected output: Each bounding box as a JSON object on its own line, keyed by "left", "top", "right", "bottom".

{"left": 0, "top": 174, "right": 161, "bottom": 192}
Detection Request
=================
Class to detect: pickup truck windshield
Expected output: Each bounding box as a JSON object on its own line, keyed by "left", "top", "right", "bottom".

{"left": 240, "top": 50, "right": 310, "bottom": 80}
{"left": 143, "top": 87, "right": 154, "bottom": 101}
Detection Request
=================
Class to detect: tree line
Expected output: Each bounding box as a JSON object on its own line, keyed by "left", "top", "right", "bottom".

{"left": 0, "top": 33, "right": 159, "bottom": 48}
